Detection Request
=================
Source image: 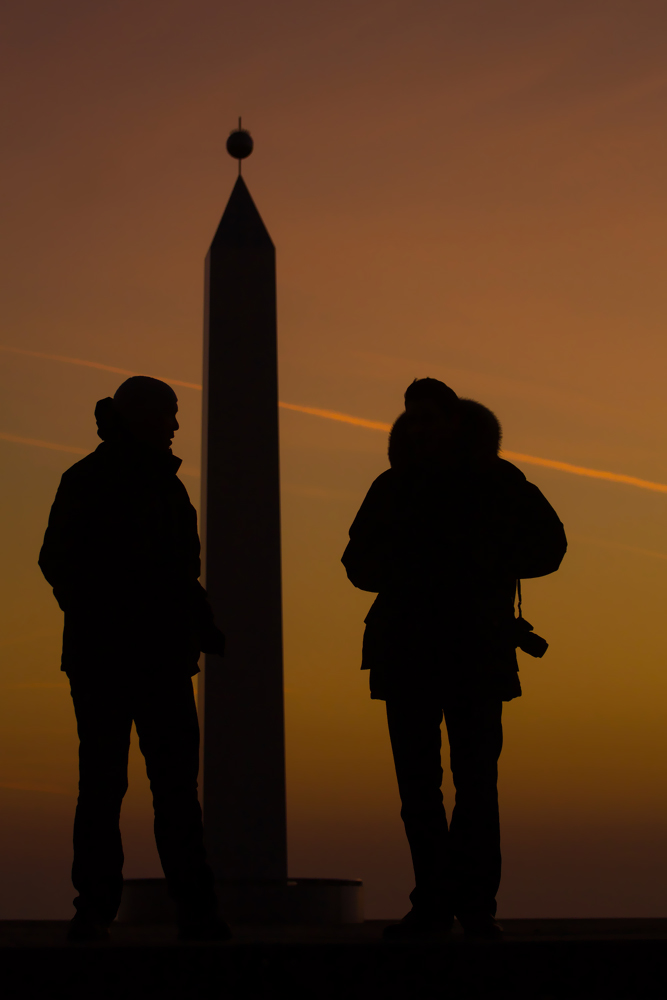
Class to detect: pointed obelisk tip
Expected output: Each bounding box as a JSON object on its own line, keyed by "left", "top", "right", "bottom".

{"left": 226, "top": 116, "right": 254, "bottom": 162}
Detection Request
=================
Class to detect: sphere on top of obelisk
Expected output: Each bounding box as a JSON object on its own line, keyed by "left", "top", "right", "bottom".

{"left": 226, "top": 117, "right": 254, "bottom": 161}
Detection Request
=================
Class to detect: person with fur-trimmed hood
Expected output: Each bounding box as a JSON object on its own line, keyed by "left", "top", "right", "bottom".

{"left": 39, "top": 376, "right": 229, "bottom": 943}
{"left": 342, "top": 378, "right": 566, "bottom": 941}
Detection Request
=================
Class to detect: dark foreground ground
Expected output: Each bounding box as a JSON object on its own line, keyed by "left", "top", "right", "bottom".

{"left": 1, "top": 919, "right": 666, "bottom": 999}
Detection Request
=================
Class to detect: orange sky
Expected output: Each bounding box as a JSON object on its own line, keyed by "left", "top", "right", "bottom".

{"left": 3, "top": 0, "right": 667, "bottom": 919}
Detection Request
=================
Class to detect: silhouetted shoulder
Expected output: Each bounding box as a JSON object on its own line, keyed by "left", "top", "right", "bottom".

{"left": 473, "top": 458, "right": 566, "bottom": 578}
{"left": 342, "top": 468, "right": 396, "bottom": 593}
{"left": 59, "top": 442, "right": 186, "bottom": 490}
{"left": 364, "top": 468, "right": 396, "bottom": 494}
{"left": 349, "top": 469, "right": 398, "bottom": 529}
{"left": 496, "top": 458, "right": 527, "bottom": 483}
{"left": 59, "top": 447, "right": 108, "bottom": 485}
{"left": 508, "top": 470, "right": 567, "bottom": 579}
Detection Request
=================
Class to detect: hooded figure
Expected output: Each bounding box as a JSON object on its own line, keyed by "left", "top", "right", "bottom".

{"left": 342, "top": 380, "right": 566, "bottom": 941}
{"left": 39, "top": 377, "right": 229, "bottom": 943}
{"left": 349, "top": 396, "right": 564, "bottom": 702}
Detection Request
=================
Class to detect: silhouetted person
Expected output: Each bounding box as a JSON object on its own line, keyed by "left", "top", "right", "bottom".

{"left": 342, "top": 378, "right": 567, "bottom": 941}
{"left": 39, "top": 376, "right": 229, "bottom": 943}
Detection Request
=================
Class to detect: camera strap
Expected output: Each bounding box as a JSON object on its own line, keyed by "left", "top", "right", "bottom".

{"left": 516, "top": 579, "right": 523, "bottom": 619}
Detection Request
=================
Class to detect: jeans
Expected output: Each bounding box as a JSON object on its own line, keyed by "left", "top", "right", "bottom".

{"left": 69, "top": 670, "right": 216, "bottom": 924}
{"left": 386, "top": 690, "right": 503, "bottom": 918}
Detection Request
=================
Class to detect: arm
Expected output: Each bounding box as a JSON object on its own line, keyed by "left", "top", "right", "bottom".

{"left": 342, "top": 472, "right": 394, "bottom": 592}
{"left": 191, "top": 581, "right": 225, "bottom": 656}
{"left": 514, "top": 481, "right": 567, "bottom": 579}
{"left": 38, "top": 471, "right": 86, "bottom": 611}
{"left": 175, "top": 481, "right": 226, "bottom": 656}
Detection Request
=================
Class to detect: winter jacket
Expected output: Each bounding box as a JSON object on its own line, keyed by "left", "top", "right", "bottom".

{"left": 342, "top": 458, "right": 566, "bottom": 701}
{"left": 39, "top": 441, "right": 216, "bottom": 677}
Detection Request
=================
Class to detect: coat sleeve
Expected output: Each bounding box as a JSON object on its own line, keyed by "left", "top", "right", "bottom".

{"left": 38, "top": 470, "right": 86, "bottom": 611}
{"left": 514, "top": 481, "right": 567, "bottom": 579}
{"left": 173, "top": 478, "right": 224, "bottom": 652}
{"left": 342, "top": 473, "right": 394, "bottom": 593}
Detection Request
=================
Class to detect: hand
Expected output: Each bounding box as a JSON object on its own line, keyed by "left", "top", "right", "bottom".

{"left": 201, "top": 626, "right": 226, "bottom": 658}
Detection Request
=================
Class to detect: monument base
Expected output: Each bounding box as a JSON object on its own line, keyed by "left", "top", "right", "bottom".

{"left": 116, "top": 877, "right": 363, "bottom": 925}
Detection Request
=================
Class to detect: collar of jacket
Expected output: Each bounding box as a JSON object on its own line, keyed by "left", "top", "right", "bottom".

{"left": 95, "top": 440, "right": 182, "bottom": 476}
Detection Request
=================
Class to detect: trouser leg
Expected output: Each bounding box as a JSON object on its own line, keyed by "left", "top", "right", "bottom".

{"left": 386, "top": 696, "right": 452, "bottom": 917}
{"left": 69, "top": 676, "right": 132, "bottom": 924}
{"left": 134, "top": 675, "right": 216, "bottom": 922}
{"left": 444, "top": 697, "right": 503, "bottom": 917}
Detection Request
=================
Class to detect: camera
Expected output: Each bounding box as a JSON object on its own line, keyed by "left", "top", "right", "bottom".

{"left": 513, "top": 616, "right": 548, "bottom": 658}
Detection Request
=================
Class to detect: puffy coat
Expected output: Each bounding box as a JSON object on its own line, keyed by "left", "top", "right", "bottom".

{"left": 342, "top": 459, "right": 567, "bottom": 701}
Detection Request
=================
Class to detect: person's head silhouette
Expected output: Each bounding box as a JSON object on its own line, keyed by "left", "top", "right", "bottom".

{"left": 404, "top": 378, "right": 459, "bottom": 417}
{"left": 95, "top": 377, "right": 179, "bottom": 452}
{"left": 391, "top": 378, "right": 460, "bottom": 468}
{"left": 458, "top": 399, "right": 501, "bottom": 466}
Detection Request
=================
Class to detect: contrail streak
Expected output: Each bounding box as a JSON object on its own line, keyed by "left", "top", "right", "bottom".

{"left": 3, "top": 345, "right": 667, "bottom": 494}
{"left": 279, "top": 408, "right": 667, "bottom": 494}
{"left": 499, "top": 451, "right": 667, "bottom": 494}
{"left": 0, "top": 431, "right": 87, "bottom": 455}
{"left": 0, "top": 345, "right": 201, "bottom": 390}
{"left": 278, "top": 401, "right": 392, "bottom": 432}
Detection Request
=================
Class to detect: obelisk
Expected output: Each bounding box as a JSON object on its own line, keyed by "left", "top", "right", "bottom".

{"left": 200, "top": 125, "right": 287, "bottom": 882}
{"left": 118, "top": 127, "right": 362, "bottom": 925}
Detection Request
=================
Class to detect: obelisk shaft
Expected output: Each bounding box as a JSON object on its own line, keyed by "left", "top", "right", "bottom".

{"left": 200, "top": 176, "right": 287, "bottom": 881}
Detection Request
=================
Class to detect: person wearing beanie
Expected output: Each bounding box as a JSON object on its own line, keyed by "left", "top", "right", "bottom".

{"left": 343, "top": 378, "right": 567, "bottom": 941}
{"left": 39, "top": 376, "right": 229, "bottom": 943}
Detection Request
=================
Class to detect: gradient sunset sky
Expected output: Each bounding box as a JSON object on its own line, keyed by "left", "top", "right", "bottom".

{"left": 3, "top": 0, "right": 667, "bottom": 919}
